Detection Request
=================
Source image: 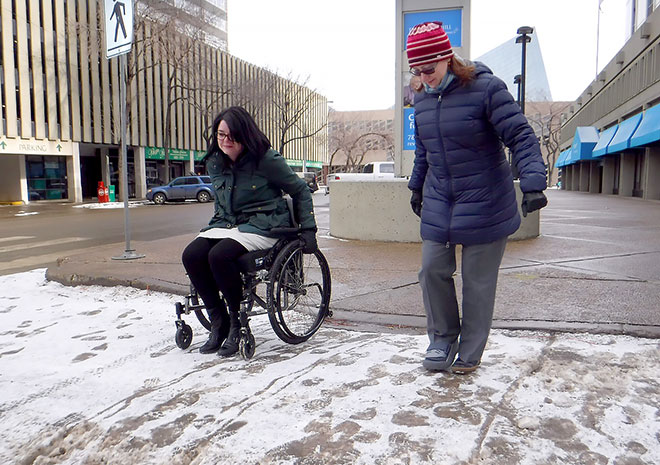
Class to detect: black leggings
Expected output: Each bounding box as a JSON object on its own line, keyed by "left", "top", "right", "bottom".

{"left": 181, "top": 237, "right": 248, "bottom": 316}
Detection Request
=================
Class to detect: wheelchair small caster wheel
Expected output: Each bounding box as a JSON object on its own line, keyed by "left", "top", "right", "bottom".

{"left": 175, "top": 323, "right": 193, "bottom": 349}
{"left": 175, "top": 302, "right": 184, "bottom": 314}
{"left": 239, "top": 332, "right": 256, "bottom": 360}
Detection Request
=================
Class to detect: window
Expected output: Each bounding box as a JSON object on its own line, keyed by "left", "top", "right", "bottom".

{"left": 185, "top": 177, "right": 200, "bottom": 185}
{"left": 201, "top": 176, "right": 211, "bottom": 183}
{"left": 172, "top": 178, "right": 186, "bottom": 186}
{"left": 381, "top": 163, "right": 395, "bottom": 173}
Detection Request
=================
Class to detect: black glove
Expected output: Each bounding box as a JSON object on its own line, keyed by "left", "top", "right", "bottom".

{"left": 521, "top": 191, "right": 548, "bottom": 217}
{"left": 410, "top": 190, "right": 422, "bottom": 217}
{"left": 300, "top": 229, "right": 318, "bottom": 254}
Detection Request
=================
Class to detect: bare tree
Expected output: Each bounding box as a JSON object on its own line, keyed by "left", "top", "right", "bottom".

{"left": 527, "top": 101, "right": 571, "bottom": 187}
{"left": 260, "top": 74, "right": 327, "bottom": 158}
{"left": 329, "top": 113, "right": 394, "bottom": 173}
{"left": 140, "top": 1, "right": 230, "bottom": 182}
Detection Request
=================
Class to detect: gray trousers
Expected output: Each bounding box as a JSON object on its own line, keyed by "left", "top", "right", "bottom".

{"left": 419, "top": 237, "right": 507, "bottom": 363}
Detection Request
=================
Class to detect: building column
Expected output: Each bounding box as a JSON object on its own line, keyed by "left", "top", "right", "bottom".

{"left": 185, "top": 150, "right": 194, "bottom": 175}
{"left": 589, "top": 161, "right": 600, "bottom": 193}
{"left": 579, "top": 163, "right": 590, "bottom": 192}
{"left": 134, "top": 146, "right": 147, "bottom": 199}
{"left": 0, "top": 155, "right": 27, "bottom": 204}
{"left": 18, "top": 155, "right": 28, "bottom": 203}
{"left": 100, "top": 147, "right": 111, "bottom": 189}
{"left": 572, "top": 164, "right": 580, "bottom": 191}
{"left": 643, "top": 147, "right": 660, "bottom": 200}
{"left": 619, "top": 152, "right": 635, "bottom": 197}
{"left": 564, "top": 166, "right": 571, "bottom": 190}
{"left": 601, "top": 157, "right": 616, "bottom": 195}
{"left": 67, "top": 142, "right": 82, "bottom": 203}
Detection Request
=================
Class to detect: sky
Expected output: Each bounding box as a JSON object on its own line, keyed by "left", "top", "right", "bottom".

{"left": 228, "top": 0, "right": 629, "bottom": 111}
{"left": 2, "top": 269, "right": 659, "bottom": 463}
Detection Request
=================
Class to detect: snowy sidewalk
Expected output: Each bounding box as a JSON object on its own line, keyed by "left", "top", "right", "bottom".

{"left": 1, "top": 270, "right": 658, "bottom": 464}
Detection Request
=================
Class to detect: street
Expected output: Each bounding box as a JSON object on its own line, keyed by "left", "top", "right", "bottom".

{"left": 0, "top": 192, "right": 329, "bottom": 276}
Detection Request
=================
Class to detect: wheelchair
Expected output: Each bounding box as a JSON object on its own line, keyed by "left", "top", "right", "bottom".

{"left": 173, "top": 220, "right": 332, "bottom": 360}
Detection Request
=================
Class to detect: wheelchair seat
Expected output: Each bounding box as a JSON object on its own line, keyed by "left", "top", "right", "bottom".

{"left": 236, "top": 248, "right": 271, "bottom": 273}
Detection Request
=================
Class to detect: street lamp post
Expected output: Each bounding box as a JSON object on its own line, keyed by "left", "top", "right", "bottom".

{"left": 513, "top": 74, "right": 522, "bottom": 107}
{"left": 516, "top": 26, "right": 534, "bottom": 115}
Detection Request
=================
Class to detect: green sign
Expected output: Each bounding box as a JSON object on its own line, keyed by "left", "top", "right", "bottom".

{"left": 285, "top": 159, "right": 323, "bottom": 169}
{"left": 145, "top": 146, "right": 190, "bottom": 161}
{"left": 194, "top": 150, "right": 206, "bottom": 161}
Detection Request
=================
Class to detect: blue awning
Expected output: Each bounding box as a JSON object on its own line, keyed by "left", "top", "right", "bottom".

{"left": 570, "top": 127, "right": 599, "bottom": 161}
{"left": 566, "top": 145, "right": 580, "bottom": 164}
{"left": 592, "top": 125, "right": 618, "bottom": 158}
{"left": 555, "top": 149, "right": 570, "bottom": 168}
{"left": 630, "top": 103, "right": 660, "bottom": 148}
{"left": 607, "top": 113, "right": 642, "bottom": 153}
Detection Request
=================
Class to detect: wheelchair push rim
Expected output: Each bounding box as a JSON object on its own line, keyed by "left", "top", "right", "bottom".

{"left": 267, "top": 240, "right": 331, "bottom": 344}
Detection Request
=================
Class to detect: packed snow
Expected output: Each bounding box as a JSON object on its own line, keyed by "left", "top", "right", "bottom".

{"left": 1, "top": 269, "right": 658, "bottom": 464}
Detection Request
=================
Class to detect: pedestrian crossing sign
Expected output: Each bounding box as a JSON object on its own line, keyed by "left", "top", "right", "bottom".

{"left": 104, "top": 0, "right": 134, "bottom": 59}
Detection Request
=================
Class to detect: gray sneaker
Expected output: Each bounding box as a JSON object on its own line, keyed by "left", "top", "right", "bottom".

{"left": 451, "top": 357, "right": 481, "bottom": 374}
{"left": 422, "top": 341, "right": 458, "bottom": 371}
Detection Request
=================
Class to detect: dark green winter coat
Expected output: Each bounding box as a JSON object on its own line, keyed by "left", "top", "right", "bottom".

{"left": 201, "top": 148, "right": 316, "bottom": 236}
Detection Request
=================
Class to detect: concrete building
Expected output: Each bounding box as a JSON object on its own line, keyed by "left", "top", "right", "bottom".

{"left": 557, "top": 1, "right": 660, "bottom": 200}
{"left": 0, "top": 0, "right": 328, "bottom": 204}
{"left": 328, "top": 109, "right": 394, "bottom": 176}
{"left": 140, "top": 0, "right": 228, "bottom": 50}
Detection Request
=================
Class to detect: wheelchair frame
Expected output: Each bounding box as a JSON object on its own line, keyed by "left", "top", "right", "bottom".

{"left": 174, "top": 233, "right": 332, "bottom": 359}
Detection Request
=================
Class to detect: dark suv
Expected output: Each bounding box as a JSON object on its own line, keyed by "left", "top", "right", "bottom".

{"left": 146, "top": 175, "right": 213, "bottom": 204}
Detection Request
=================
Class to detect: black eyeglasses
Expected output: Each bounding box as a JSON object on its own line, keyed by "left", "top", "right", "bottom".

{"left": 409, "top": 62, "right": 439, "bottom": 76}
{"left": 217, "top": 131, "right": 234, "bottom": 143}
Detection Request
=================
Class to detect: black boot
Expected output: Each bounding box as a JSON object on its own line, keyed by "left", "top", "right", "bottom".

{"left": 199, "top": 308, "right": 229, "bottom": 354}
{"left": 217, "top": 311, "right": 240, "bottom": 357}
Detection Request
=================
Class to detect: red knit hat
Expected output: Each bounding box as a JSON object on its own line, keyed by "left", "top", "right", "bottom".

{"left": 406, "top": 21, "right": 454, "bottom": 67}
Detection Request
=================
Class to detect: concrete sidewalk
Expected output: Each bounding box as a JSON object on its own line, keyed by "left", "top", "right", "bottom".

{"left": 46, "top": 189, "right": 660, "bottom": 338}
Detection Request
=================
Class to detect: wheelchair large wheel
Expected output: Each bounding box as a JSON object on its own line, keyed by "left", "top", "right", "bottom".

{"left": 267, "top": 240, "right": 331, "bottom": 344}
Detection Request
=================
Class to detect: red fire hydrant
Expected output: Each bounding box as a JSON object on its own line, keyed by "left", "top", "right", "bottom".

{"left": 97, "top": 181, "right": 108, "bottom": 203}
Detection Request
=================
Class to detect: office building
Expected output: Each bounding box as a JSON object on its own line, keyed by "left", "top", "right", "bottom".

{"left": 557, "top": 1, "right": 660, "bottom": 200}
{"left": 0, "top": 0, "right": 327, "bottom": 204}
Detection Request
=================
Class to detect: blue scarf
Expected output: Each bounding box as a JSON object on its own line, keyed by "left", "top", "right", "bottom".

{"left": 423, "top": 71, "right": 455, "bottom": 95}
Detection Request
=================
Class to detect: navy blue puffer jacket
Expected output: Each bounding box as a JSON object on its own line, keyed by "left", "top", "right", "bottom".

{"left": 408, "top": 62, "right": 547, "bottom": 245}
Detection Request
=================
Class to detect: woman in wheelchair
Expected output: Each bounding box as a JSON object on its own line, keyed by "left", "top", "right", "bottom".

{"left": 182, "top": 106, "right": 318, "bottom": 356}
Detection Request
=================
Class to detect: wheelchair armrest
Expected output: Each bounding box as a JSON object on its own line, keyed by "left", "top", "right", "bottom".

{"left": 269, "top": 226, "right": 300, "bottom": 238}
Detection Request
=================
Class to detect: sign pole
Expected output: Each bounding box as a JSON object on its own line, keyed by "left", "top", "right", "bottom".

{"left": 112, "top": 54, "right": 144, "bottom": 260}
{"left": 105, "top": 0, "right": 143, "bottom": 260}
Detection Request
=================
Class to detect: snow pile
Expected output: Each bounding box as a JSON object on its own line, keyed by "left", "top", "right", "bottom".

{"left": 1, "top": 270, "right": 658, "bottom": 464}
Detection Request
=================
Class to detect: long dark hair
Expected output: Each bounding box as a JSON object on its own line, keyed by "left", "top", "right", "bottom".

{"left": 206, "top": 106, "right": 271, "bottom": 161}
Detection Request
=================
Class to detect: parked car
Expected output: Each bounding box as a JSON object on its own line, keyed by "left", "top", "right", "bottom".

{"left": 326, "top": 162, "right": 395, "bottom": 193}
{"left": 329, "top": 162, "right": 395, "bottom": 182}
{"left": 146, "top": 175, "right": 213, "bottom": 204}
{"left": 297, "top": 171, "right": 319, "bottom": 192}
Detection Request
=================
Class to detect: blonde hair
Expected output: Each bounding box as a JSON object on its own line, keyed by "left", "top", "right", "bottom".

{"left": 449, "top": 54, "right": 476, "bottom": 86}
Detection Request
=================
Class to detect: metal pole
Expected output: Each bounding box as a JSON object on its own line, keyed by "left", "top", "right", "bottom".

{"left": 113, "top": 54, "right": 144, "bottom": 260}
{"left": 520, "top": 39, "right": 527, "bottom": 115}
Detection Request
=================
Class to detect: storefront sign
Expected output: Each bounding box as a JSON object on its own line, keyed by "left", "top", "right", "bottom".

{"left": 0, "top": 137, "right": 73, "bottom": 156}
{"left": 145, "top": 146, "right": 190, "bottom": 161}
